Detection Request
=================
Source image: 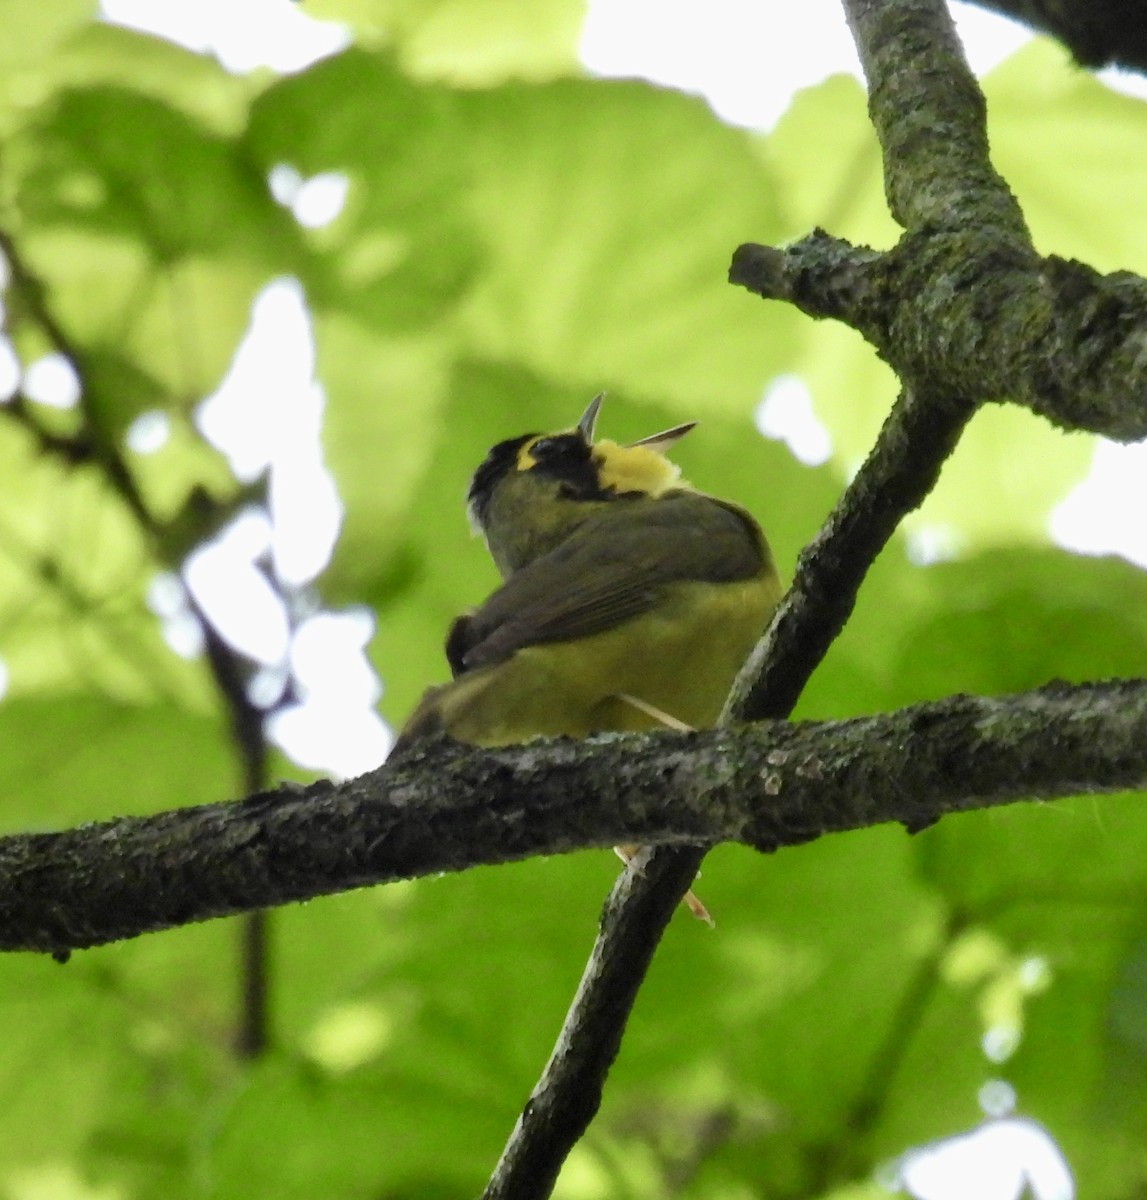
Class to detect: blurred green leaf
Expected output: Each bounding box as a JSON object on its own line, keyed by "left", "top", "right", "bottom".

{"left": 247, "top": 50, "right": 483, "bottom": 329}
{"left": 987, "top": 39, "right": 1147, "bottom": 275}
{"left": 0, "top": 697, "right": 237, "bottom": 1186}
{"left": 0, "top": 21, "right": 252, "bottom": 137}
{"left": 19, "top": 87, "right": 294, "bottom": 263}
{"left": 0, "top": 0, "right": 94, "bottom": 76}
{"left": 766, "top": 72, "right": 891, "bottom": 246}
{"left": 456, "top": 79, "right": 792, "bottom": 415}
{"left": 9, "top": 230, "right": 276, "bottom": 400}
{"left": 0, "top": 9, "right": 1143, "bottom": 1200}
{"left": 0, "top": 422, "right": 206, "bottom": 704}
{"left": 0, "top": 697, "right": 228, "bottom": 829}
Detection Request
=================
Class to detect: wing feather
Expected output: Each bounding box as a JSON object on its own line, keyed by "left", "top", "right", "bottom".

{"left": 449, "top": 493, "right": 764, "bottom": 674}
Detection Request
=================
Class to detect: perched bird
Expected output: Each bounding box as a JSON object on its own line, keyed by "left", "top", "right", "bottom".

{"left": 395, "top": 395, "right": 782, "bottom": 919}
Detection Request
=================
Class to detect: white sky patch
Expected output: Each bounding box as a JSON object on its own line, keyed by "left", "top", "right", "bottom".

{"left": 896, "top": 1118, "right": 1073, "bottom": 1200}
{"left": 0, "top": 656, "right": 8, "bottom": 702}
{"left": 197, "top": 278, "right": 344, "bottom": 584}
{"left": 270, "top": 464, "right": 341, "bottom": 585}
{"left": 269, "top": 609, "right": 392, "bottom": 776}
{"left": 906, "top": 525, "right": 965, "bottom": 565}
{"left": 982, "top": 1024, "right": 1020, "bottom": 1063}
{"left": 580, "top": 0, "right": 862, "bottom": 130}
{"left": 267, "top": 163, "right": 300, "bottom": 206}
{"left": 1098, "top": 64, "right": 1147, "bottom": 103}
{"left": 298, "top": 173, "right": 349, "bottom": 230}
{"left": 190, "top": 278, "right": 381, "bottom": 776}
{"left": 197, "top": 278, "right": 314, "bottom": 481}
{"left": 268, "top": 165, "right": 350, "bottom": 230}
{"left": 182, "top": 508, "right": 290, "bottom": 665}
{"left": 0, "top": 336, "right": 21, "bottom": 401}
{"left": 147, "top": 572, "right": 204, "bottom": 658}
{"left": 247, "top": 662, "right": 290, "bottom": 709}
{"left": 755, "top": 374, "right": 832, "bottom": 466}
{"left": 949, "top": 2, "right": 1035, "bottom": 75}
{"left": 23, "top": 353, "right": 81, "bottom": 409}
{"left": 290, "top": 610, "right": 381, "bottom": 708}
{"left": 100, "top": 0, "right": 348, "bottom": 74}
{"left": 268, "top": 700, "right": 393, "bottom": 779}
{"left": 581, "top": 0, "right": 1031, "bottom": 131}
{"left": 125, "top": 409, "right": 171, "bottom": 455}
{"left": 1049, "top": 438, "right": 1147, "bottom": 567}
{"left": 979, "top": 1079, "right": 1017, "bottom": 1118}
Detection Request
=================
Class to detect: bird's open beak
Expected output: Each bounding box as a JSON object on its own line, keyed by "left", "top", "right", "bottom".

{"left": 577, "top": 392, "right": 605, "bottom": 442}
{"left": 579, "top": 393, "right": 696, "bottom": 454}
{"left": 627, "top": 421, "right": 696, "bottom": 454}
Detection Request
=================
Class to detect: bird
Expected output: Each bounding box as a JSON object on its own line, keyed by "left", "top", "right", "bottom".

{"left": 394, "top": 394, "right": 783, "bottom": 920}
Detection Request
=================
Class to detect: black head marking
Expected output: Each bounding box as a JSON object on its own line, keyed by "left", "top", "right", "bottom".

{"left": 467, "top": 426, "right": 618, "bottom": 534}
{"left": 467, "top": 434, "right": 535, "bottom": 531}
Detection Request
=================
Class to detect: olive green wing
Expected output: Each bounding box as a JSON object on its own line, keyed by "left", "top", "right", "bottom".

{"left": 447, "top": 492, "right": 766, "bottom": 676}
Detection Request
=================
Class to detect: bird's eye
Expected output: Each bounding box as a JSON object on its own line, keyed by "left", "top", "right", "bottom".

{"left": 529, "top": 437, "right": 566, "bottom": 461}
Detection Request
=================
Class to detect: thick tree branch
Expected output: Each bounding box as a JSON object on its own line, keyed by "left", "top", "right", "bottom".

{"left": 1, "top": 679, "right": 1145, "bottom": 957}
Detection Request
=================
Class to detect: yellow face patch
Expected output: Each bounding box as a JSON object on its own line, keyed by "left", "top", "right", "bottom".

{"left": 593, "top": 440, "right": 683, "bottom": 497}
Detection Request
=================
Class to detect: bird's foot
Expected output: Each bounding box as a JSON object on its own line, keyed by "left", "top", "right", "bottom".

{"left": 615, "top": 693, "right": 693, "bottom": 732}
{"left": 614, "top": 844, "right": 713, "bottom": 926}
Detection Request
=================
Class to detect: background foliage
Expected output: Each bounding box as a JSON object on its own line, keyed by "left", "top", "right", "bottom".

{"left": 2, "top": 3, "right": 1146, "bottom": 1197}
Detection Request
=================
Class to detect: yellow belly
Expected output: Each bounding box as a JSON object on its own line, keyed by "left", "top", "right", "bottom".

{"left": 436, "top": 570, "right": 782, "bottom": 747}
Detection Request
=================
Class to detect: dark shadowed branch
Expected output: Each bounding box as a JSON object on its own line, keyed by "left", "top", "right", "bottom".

{"left": 970, "top": 0, "right": 1147, "bottom": 73}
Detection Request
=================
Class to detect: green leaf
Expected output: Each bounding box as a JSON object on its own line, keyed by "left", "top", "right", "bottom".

{"left": 0, "top": 422, "right": 205, "bottom": 704}
{"left": 0, "top": 0, "right": 95, "bottom": 78}
{"left": 247, "top": 50, "right": 484, "bottom": 329}
{"left": 0, "top": 695, "right": 238, "bottom": 1183}
{"left": 986, "top": 39, "right": 1147, "bottom": 276}
{"left": 313, "top": 314, "right": 454, "bottom": 604}
{"left": 767, "top": 72, "right": 892, "bottom": 246}
{"left": 0, "top": 697, "right": 228, "bottom": 829}
{"left": 890, "top": 548, "right": 1147, "bottom": 705}
{"left": 0, "top": 20, "right": 251, "bottom": 138}
{"left": 882, "top": 547, "right": 1147, "bottom": 1196}
{"left": 456, "top": 79, "right": 792, "bottom": 415}
{"left": 18, "top": 86, "right": 295, "bottom": 264}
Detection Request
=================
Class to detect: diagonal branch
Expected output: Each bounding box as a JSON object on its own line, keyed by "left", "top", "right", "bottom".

{"left": 1, "top": 678, "right": 1146, "bottom": 957}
